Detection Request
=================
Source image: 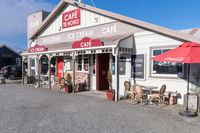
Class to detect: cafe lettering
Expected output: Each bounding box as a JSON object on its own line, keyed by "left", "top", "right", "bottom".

{"left": 62, "top": 9, "right": 80, "bottom": 28}
{"left": 72, "top": 37, "right": 103, "bottom": 49}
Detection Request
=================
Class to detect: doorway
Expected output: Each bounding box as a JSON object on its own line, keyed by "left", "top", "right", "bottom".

{"left": 97, "top": 53, "right": 109, "bottom": 90}
{"left": 57, "top": 57, "right": 63, "bottom": 78}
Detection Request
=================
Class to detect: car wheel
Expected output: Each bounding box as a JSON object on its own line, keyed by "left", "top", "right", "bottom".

{"left": 8, "top": 74, "right": 15, "bottom": 80}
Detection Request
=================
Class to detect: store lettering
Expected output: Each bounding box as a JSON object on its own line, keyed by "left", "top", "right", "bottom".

{"left": 68, "top": 30, "right": 93, "bottom": 39}
{"left": 72, "top": 37, "right": 103, "bottom": 49}
{"left": 102, "top": 24, "right": 117, "bottom": 34}
{"left": 67, "top": 24, "right": 118, "bottom": 40}
{"left": 62, "top": 9, "right": 80, "bottom": 28}
{"left": 29, "top": 44, "right": 47, "bottom": 53}
{"left": 42, "top": 36, "right": 61, "bottom": 44}
{"left": 30, "top": 21, "right": 39, "bottom": 29}
{"left": 80, "top": 41, "right": 91, "bottom": 48}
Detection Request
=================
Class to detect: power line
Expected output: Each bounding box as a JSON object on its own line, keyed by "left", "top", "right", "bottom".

{"left": 90, "top": 0, "right": 96, "bottom": 7}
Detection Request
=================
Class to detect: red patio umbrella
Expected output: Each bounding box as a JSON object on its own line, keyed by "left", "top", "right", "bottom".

{"left": 151, "top": 42, "right": 200, "bottom": 117}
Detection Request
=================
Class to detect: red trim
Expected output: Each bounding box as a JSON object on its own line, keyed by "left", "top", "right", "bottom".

{"left": 29, "top": 44, "right": 47, "bottom": 53}
{"left": 57, "top": 57, "right": 63, "bottom": 78}
{"left": 62, "top": 9, "right": 80, "bottom": 29}
{"left": 72, "top": 37, "right": 104, "bottom": 49}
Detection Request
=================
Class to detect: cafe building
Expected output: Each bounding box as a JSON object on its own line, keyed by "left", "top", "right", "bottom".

{"left": 22, "top": 0, "right": 200, "bottom": 104}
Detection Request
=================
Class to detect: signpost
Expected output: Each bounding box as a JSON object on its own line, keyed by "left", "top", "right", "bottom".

{"left": 131, "top": 54, "right": 145, "bottom": 79}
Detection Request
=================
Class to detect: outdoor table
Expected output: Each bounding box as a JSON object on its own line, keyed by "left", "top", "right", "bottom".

{"left": 141, "top": 86, "right": 159, "bottom": 104}
{"left": 142, "top": 86, "right": 158, "bottom": 95}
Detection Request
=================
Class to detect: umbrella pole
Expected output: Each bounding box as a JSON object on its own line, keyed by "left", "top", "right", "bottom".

{"left": 186, "top": 64, "right": 190, "bottom": 111}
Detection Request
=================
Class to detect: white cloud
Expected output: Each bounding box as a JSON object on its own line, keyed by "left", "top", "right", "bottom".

{"left": 0, "top": 0, "right": 55, "bottom": 36}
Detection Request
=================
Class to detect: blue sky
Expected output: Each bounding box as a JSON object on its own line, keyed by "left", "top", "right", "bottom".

{"left": 0, "top": 0, "right": 200, "bottom": 52}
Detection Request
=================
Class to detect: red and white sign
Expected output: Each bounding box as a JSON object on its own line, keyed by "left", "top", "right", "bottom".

{"left": 62, "top": 9, "right": 80, "bottom": 29}
{"left": 72, "top": 37, "right": 104, "bottom": 49}
{"left": 29, "top": 44, "right": 47, "bottom": 53}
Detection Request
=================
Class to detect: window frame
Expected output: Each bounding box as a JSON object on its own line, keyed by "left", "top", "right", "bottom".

{"left": 16, "top": 58, "right": 21, "bottom": 66}
{"left": 77, "top": 54, "right": 89, "bottom": 72}
{"left": 150, "top": 45, "right": 185, "bottom": 78}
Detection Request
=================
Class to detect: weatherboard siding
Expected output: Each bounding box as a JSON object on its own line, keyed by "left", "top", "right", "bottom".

{"left": 39, "top": 4, "right": 115, "bottom": 37}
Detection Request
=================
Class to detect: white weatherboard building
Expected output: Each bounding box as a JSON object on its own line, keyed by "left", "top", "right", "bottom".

{"left": 22, "top": 0, "right": 200, "bottom": 104}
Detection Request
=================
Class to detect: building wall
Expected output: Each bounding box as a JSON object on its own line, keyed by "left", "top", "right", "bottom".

{"left": 39, "top": 4, "right": 115, "bottom": 37}
{"left": 114, "top": 31, "right": 200, "bottom": 104}
{"left": 0, "top": 46, "right": 21, "bottom": 69}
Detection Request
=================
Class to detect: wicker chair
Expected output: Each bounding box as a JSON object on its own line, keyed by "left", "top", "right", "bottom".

{"left": 134, "top": 84, "right": 148, "bottom": 103}
{"left": 54, "top": 77, "right": 60, "bottom": 89}
{"left": 58, "top": 78, "right": 67, "bottom": 91}
{"left": 124, "top": 81, "right": 135, "bottom": 100}
{"left": 149, "top": 84, "right": 166, "bottom": 104}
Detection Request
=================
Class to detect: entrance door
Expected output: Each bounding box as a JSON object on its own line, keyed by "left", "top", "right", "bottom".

{"left": 57, "top": 57, "right": 63, "bottom": 78}
{"left": 97, "top": 54, "right": 109, "bottom": 90}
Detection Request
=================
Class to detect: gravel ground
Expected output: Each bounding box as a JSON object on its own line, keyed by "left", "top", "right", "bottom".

{"left": 0, "top": 84, "right": 200, "bottom": 133}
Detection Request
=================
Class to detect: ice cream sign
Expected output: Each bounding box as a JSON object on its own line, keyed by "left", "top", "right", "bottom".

{"left": 29, "top": 44, "right": 47, "bottom": 53}
{"left": 72, "top": 37, "right": 103, "bottom": 49}
{"left": 62, "top": 9, "right": 80, "bottom": 29}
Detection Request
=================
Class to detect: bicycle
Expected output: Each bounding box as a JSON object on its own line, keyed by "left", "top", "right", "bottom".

{"left": 33, "top": 75, "right": 48, "bottom": 88}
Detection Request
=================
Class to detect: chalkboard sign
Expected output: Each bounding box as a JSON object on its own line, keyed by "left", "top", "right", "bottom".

{"left": 131, "top": 54, "right": 145, "bottom": 79}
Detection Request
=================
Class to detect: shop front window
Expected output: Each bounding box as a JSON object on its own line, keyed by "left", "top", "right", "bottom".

{"left": 31, "top": 59, "right": 35, "bottom": 67}
{"left": 40, "top": 56, "right": 48, "bottom": 75}
{"left": 151, "top": 48, "right": 183, "bottom": 77}
{"left": 30, "top": 58, "right": 36, "bottom": 76}
{"left": 77, "top": 55, "right": 89, "bottom": 72}
{"left": 16, "top": 58, "right": 21, "bottom": 66}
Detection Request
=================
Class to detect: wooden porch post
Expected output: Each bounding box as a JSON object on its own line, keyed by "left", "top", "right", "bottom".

{"left": 72, "top": 52, "right": 76, "bottom": 93}
{"left": 48, "top": 55, "right": 52, "bottom": 89}
{"left": 22, "top": 56, "right": 24, "bottom": 85}
{"left": 115, "top": 48, "right": 119, "bottom": 101}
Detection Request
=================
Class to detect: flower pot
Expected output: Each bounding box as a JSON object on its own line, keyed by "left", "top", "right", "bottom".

{"left": 64, "top": 85, "right": 69, "bottom": 93}
{"left": 64, "top": 85, "right": 73, "bottom": 93}
{"left": 106, "top": 90, "right": 115, "bottom": 101}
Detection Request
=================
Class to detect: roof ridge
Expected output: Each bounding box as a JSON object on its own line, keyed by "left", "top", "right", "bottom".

{"left": 29, "top": 0, "right": 200, "bottom": 43}
{"left": 189, "top": 28, "right": 199, "bottom": 36}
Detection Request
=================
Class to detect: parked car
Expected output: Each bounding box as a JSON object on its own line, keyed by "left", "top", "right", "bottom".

{"left": 0, "top": 65, "right": 22, "bottom": 80}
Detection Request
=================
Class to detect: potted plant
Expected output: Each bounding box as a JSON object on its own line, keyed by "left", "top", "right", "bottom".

{"left": 65, "top": 73, "right": 72, "bottom": 93}
{"left": 184, "top": 72, "right": 200, "bottom": 112}
{"left": 106, "top": 70, "right": 115, "bottom": 101}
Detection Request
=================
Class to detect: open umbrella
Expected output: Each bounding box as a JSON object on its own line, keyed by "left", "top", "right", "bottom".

{"left": 151, "top": 42, "right": 200, "bottom": 117}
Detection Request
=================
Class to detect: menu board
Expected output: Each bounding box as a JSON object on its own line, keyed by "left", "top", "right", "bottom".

{"left": 131, "top": 54, "right": 145, "bottom": 79}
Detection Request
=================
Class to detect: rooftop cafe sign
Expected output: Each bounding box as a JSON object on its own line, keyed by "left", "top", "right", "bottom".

{"left": 29, "top": 44, "right": 47, "bottom": 53}
{"left": 62, "top": 9, "right": 80, "bottom": 29}
{"left": 72, "top": 37, "right": 103, "bottom": 49}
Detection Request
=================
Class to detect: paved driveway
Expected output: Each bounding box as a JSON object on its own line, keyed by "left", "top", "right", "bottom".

{"left": 0, "top": 84, "right": 200, "bottom": 133}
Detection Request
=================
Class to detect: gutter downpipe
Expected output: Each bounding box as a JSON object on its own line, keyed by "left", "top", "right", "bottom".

{"left": 112, "top": 34, "right": 134, "bottom": 101}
